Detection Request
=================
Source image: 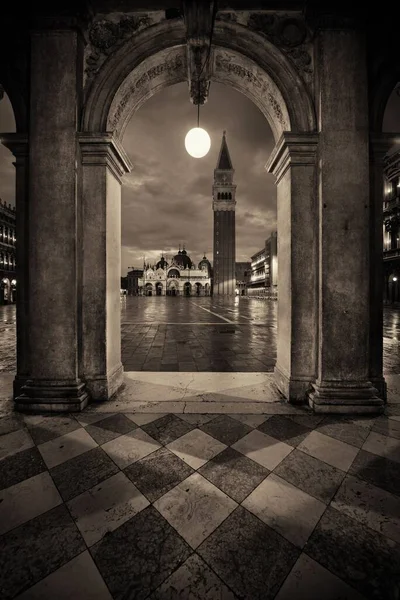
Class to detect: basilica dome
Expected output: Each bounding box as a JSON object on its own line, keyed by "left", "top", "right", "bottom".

{"left": 156, "top": 255, "right": 168, "bottom": 269}
{"left": 172, "top": 248, "right": 193, "bottom": 269}
{"left": 198, "top": 255, "right": 211, "bottom": 274}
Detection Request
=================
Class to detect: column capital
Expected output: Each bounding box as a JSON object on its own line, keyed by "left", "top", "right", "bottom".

{"left": 78, "top": 133, "right": 133, "bottom": 182}
{"left": 265, "top": 132, "right": 318, "bottom": 183}
{"left": 369, "top": 132, "right": 400, "bottom": 163}
{"left": 0, "top": 133, "right": 29, "bottom": 159}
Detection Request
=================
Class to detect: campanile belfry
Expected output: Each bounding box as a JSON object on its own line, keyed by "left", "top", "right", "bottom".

{"left": 212, "top": 131, "right": 237, "bottom": 295}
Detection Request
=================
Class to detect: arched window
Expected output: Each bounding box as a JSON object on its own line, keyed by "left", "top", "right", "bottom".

{"left": 229, "top": 192, "right": 232, "bottom": 199}
{"left": 217, "top": 193, "right": 220, "bottom": 199}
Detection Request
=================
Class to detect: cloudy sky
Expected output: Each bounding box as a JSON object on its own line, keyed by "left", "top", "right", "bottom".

{"left": 0, "top": 81, "right": 399, "bottom": 275}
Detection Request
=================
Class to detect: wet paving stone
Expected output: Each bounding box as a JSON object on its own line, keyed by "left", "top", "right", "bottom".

{"left": 3, "top": 300, "right": 400, "bottom": 375}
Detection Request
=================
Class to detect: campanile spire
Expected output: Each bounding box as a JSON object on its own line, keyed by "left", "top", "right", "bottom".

{"left": 212, "top": 131, "right": 237, "bottom": 295}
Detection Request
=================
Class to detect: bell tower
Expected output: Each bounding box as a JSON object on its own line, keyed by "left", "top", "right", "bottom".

{"left": 212, "top": 131, "right": 236, "bottom": 295}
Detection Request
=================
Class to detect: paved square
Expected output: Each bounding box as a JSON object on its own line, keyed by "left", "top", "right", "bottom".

{"left": 2, "top": 409, "right": 400, "bottom": 598}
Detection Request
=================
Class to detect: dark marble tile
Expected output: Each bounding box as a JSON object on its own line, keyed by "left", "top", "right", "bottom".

{"left": 142, "top": 414, "right": 195, "bottom": 445}
{"left": 197, "top": 506, "right": 299, "bottom": 600}
{"left": 349, "top": 449, "right": 400, "bottom": 497}
{"left": 124, "top": 447, "right": 194, "bottom": 503}
{"left": 200, "top": 415, "right": 252, "bottom": 446}
{"left": 91, "top": 505, "right": 192, "bottom": 600}
{"left": 0, "top": 446, "right": 47, "bottom": 491}
{"left": 274, "top": 449, "right": 345, "bottom": 504}
{"left": 25, "top": 416, "right": 81, "bottom": 445}
{"left": 316, "top": 417, "right": 370, "bottom": 448}
{"left": 305, "top": 506, "right": 400, "bottom": 600}
{"left": 198, "top": 447, "right": 269, "bottom": 503}
{"left": 287, "top": 414, "right": 325, "bottom": 429}
{"left": 0, "top": 504, "right": 85, "bottom": 600}
{"left": 150, "top": 553, "right": 237, "bottom": 599}
{"left": 50, "top": 447, "right": 119, "bottom": 501}
{"left": 86, "top": 414, "right": 137, "bottom": 444}
{"left": 258, "top": 416, "right": 311, "bottom": 447}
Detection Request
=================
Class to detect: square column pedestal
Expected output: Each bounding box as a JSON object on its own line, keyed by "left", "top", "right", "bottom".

{"left": 266, "top": 133, "right": 319, "bottom": 402}
{"left": 79, "top": 133, "right": 132, "bottom": 401}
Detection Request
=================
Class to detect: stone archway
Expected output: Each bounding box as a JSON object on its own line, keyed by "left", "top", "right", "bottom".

{"left": 9, "top": 9, "right": 385, "bottom": 414}
{"left": 78, "top": 18, "right": 321, "bottom": 407}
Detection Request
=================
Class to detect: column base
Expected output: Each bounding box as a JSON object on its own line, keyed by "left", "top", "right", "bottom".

{"left": 274, "top": 365, "right": 311, "bottom": 404}
{"left": 15, "top": 379, "right": 89, "bottom": 413}
{"left": 308, "top": 380, "right": 384, "bottom": 414}
{"left": 85, "top": 364, "right": 124, "bottom": 401}
{"left": 369, "top": 376, "right": 387, "bottom": 402}
{"left": 13, "top": 375, "right": 30, "bottom": 398}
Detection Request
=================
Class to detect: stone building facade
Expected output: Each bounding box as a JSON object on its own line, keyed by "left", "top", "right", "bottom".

{"left": 138, "top": 250, "right": 212, "bottom": 296}
{"left": 0, "top": 198, "right": 16, "bottom": 304}
{"left": 383, "top": 144, "right": 400, "bottom": 303}
{"left": 0, "top": 2, "right": 397, "bottom": 413}
{"left": 235, "top": 262, "right": 251, "bottom": 296}
{"left": 248, "top": 232, "right": 278, "bottom": 299}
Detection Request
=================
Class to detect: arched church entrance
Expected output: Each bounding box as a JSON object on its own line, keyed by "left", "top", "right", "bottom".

{"left": 5, "top": 7, "right": 387, "bottom": 415}
{"left": 183, "top": 282, "right": 192, "bottom": 297}
{"left": 155, "top": 282, "right": 163, "bottom": 296}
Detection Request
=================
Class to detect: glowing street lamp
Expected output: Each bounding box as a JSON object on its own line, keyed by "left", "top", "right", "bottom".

{"left": 185, "top": 127, "right": 211, "bottom": 158}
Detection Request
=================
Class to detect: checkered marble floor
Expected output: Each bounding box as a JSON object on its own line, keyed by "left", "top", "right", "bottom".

{"left": 1, "top": 411, "right": 400, "bottom": 599}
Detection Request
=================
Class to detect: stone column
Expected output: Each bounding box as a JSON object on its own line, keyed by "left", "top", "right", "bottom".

{"left": 369, "top": 134, "right": 398, "bottom": 400}
{"left": 0, "top": 134, "right": 29, "bottom": 395}
{"left": 266, "top": 133, "right": 318, "bottom": 401}
{"left": 78, "top": 134, "right": 132, "bottom": 400}
{"left": 308, "top": 25, "right": 383, "bottom": 413}
{"left": 15, "top": 27, "right": 88, "bottom": 412}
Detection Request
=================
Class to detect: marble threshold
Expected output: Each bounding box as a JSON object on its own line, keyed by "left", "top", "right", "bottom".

{"left": 1, "top": 372, "right": 400, "bottom": 417}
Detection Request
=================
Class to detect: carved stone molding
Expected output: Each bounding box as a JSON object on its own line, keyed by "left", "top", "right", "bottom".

{"left": 247, "top": 12, "right": 313, "bottom": 85}
{"left": 266, "top": 132, "right": 319, "bottom": 183}
{"left": 84, "top": 13, "right": 158, "bottom": 84}
{"left": 107, "top": 48, "right": 186, "bottom": 134}
{"left": 213, "top": 49, "right": 290, "bottom": 138}
{"left": 78, "top": 133, "right": 133, "bottom": 182}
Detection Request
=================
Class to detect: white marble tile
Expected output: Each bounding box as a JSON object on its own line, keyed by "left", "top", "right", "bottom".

{"left": 332, "top": 474, "right": 400, "bottom": 543}
{"left": 362, "top": 431, "right": 400, "bottom": 463}
{"left": 154, "top": 472, "right": 237, "bottom": 549}
{"left": 274, "top": 553, "right": 365, "bottom": 600}
{"left": 242, "top": 473, "right": 326, "bottom": 548}
{"left": 15, "top": 551, "right": 113, "bottom": 600}
{"left": 0, "top": 428, "right": 34, "bottom": 460}
{"left": 0, "top": 471, "right": 62, "bottom": 535}
{"left": 38, "top": 428, "right": 98, "bottom": 469}
{"left": 125, "top": 413, "right": 166, "bottom": 426}
{"left": 166, "top": 429, "right": 226, "bottom": 469}
{"left": 101, "top": 428, "right": 161, "bottom": 469}
{"left": 228, "top": 414, "right": 269, "bottom": 428}
{"left": 297, "top": 430, "right": 359, "bottom": 471}
{"left": 67, "top": 472, "right": 149, "bottom": 546}
{"left": 231, "top": 429, "right": 293, "bottom": 470}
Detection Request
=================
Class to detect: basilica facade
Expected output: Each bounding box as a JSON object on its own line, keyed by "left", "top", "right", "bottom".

{"left": 138, "top": 248, "right": 212, "bottom": 296}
